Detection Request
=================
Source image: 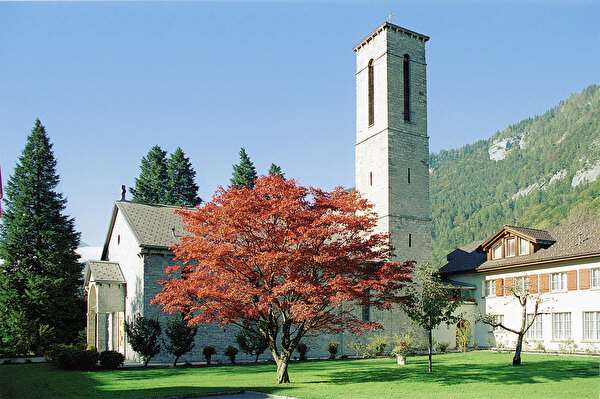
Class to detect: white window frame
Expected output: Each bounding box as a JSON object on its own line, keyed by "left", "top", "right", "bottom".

{"left": 551, "top": 272, "right": 566, "bottom": 292}
{"left": 492, "top": 243, "right": 502, "bottom": 259}
{"left": 514, "top": 276, "right": 529, "bottom": 295}
{"left": 552, "top": 312, "right": 571, "bottom": 340}
{"left": 525, "top": 314, "right": 543, "bottom": 339}
{"left": 492, "top": 315, "right": 504, "bottom": 332}
{"left": 485, "top": 280, "right": 496, "bottom": 297}
{"left": 591, "top": 268, "right": 600, "bottom": 289}
{"left": 583, "top": 311, "right": 600, "bottom": 340}
{"left": 519, "top": 238, "right": 530, "bottom": 255}
{"left": 505, "top": 237, "right": 516, "bottom": 257}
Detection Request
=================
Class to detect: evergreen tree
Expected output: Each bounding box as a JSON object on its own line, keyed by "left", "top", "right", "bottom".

{"left": 163, "top": 314, "right": 198, "bottom": 366}
{"left": 268, "top": 163, "right": 285, "bottom": 179}
{"left": 164, "top": 147, "right": 202, "bottom": 207}
{"left": 230, "top": 148, "right": 257, "bottom": 189}
{"left": 129, "top": 145, "right": 168, "bottom": 204}
{"left": 0, "top": 119, "right": 84, "bottom": 355}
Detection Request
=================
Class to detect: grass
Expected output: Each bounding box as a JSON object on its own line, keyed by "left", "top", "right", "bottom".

{"left": 0, "top": 351, "right": 598, "bottom": 399}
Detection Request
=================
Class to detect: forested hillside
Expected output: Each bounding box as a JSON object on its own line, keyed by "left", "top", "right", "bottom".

{"left": 430, "top": 84, "right": 600, "bottom": 266}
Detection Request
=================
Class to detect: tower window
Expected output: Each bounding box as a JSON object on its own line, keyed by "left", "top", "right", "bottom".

{"left": 403, "top": 54, "right": 410, "bottom": 122}
{"left": 407, "top": 168, "right": 411, "bottom": 183}
{"left": 368, "top": 59, "right": 374, "bottom": 126}
{"left": 408, "top": 234, "right": 412, "bottom": 248}
{"left": 369, "top": 172, "right": 373, "bottom": 186}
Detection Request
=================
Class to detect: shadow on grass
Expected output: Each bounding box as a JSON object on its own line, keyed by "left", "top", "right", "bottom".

{"left": 319, "top": 354, "right": 599, "bottom": 387}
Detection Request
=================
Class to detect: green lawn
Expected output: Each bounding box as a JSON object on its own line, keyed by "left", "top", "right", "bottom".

{"left": 0, "top": 352, "right": 598, "bottom": 399}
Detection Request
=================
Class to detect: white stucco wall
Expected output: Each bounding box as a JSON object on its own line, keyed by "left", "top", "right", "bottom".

{"left": 437, "top": 258, "right": 600, "bottom": 353}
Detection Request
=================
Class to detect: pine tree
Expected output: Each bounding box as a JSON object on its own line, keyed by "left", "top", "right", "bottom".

{"left": 0, "top": 119, "right": 84, "bottom": 355}
{"left": 129, "top": 145, "right": 168, "bottom": 204}
{"left": 268, "top": 163, "right": 285, "bottom": 179}
{"left": 164, "top": 147, "right": 202, "bottom": 207}
{"left": 230, "top": 148, "right": 257, "bottom": 189}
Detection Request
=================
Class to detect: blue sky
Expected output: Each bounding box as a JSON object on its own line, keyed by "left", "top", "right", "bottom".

{"left": 1, "top": 1, "right": 599, "bottom": 247}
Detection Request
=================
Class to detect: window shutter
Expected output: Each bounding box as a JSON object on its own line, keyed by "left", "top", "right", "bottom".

{"left": 529, "top": 274, "right": 538, "bottom": 294}
{"left": 539, "top": 273, "right": 549, "bottom": 292}
{"left": 505, "top": 277, "right": 514, "bottom": 294}
{"left": 579, "top": 269, "right": 590, "bottom": 290}
{"left": 567, "top": 270, "right": 578, "bottom": 291}
{"left": 495, "top": 278, "right": 504, "bottom": 296}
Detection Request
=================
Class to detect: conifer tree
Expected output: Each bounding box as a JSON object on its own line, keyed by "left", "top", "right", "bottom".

{"left": 130, "top": 145, "right": 169, "bottom": 204}
{"left": 268, "top": 163, "right": 285, "bottom": 179}
{"left": 230, "top": 148, "right": 257, "bottom": 189}
{"left": 164, "top": 147, "right": 202, "bottom": 207}
{"left": 0, "top": 119, "right": 84, "bottom": 355}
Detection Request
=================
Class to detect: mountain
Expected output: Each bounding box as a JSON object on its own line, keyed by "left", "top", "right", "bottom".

{"left": 430, "top": 84, "right": 600, "bottom": 266}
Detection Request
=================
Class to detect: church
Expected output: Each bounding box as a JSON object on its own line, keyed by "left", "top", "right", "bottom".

{"left": 84, "top": 21, "right": 432, "bottom": 363}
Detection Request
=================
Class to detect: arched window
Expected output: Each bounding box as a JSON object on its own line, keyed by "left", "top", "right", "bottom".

{"left": 403, "top": 54, "right": 410, "bottom": 122}
{"left": 368, "top": 59, "right": 374, "bottom": 126}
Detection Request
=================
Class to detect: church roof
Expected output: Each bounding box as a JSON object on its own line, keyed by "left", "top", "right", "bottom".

{"left": 101, "top": 201, "right": 191, "bottom": 259}
{"left": 353, "top": 22, "right": 429, "bottom": 52}
{"left": 440, "top": 218, "right": 600, "bottom": 275}
{"left": 84, "top": 260, "right": 125, "bottom": 285}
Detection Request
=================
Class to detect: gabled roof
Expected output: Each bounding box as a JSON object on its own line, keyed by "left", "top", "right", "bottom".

{"left": 440, "top": 218, "right": 600, "bottom": 276}
{"left": 478, "top": 225, "right": 555, "bottom": 251}
{"left": 101, "top": 201, "right": 192, "bottom": 259}
{"left": 84, "top": 260, "right": 125, "bottom": 286}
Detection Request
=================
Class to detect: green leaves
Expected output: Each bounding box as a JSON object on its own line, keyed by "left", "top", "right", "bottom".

{"left": 230, "top": 148, "right": 257, "bottom": 189}
{"left": 0, "top": 120, "right": 84, "bottom": 355}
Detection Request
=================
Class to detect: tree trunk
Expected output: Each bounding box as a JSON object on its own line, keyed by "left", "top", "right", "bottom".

{"left": 513, "top": 333, "right": 523, "bottom": 366}
{"left": 173, "top": 356, "right": 180, "bottom": 367}
{"left": 427, "top": 328, "right": 433, "bottom": 373}
{"left": 275, "top": 354, "right": 291, "bottom": 384}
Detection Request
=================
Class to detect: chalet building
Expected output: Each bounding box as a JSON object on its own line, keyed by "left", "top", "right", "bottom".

{"left": 435, "top": 219, "right": 600, "bottom": 353}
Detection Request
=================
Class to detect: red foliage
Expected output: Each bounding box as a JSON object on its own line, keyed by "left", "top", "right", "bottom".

{"left": 151, "top": 175, "right": 413, "bottom": 381}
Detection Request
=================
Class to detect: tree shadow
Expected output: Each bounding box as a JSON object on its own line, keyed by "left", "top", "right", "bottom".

{"left": 321, "top": 355, "right": 599, "bottom": 386}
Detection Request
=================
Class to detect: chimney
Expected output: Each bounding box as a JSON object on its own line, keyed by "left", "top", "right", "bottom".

{"left": 121, "top": 185, "right": 126, "bottom": 201}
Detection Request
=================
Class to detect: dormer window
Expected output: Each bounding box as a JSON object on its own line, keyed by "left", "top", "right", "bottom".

{"left": 519, "top": 238, "right": 530, "bottom": 255}
{"left": 505, "top": 237, "right": 516, "bottom": 257}
{"left": 492, "top": 243, "right": 502, "bottom": 260}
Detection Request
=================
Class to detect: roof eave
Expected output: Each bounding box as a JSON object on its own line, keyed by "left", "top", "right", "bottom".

{"left": 353, "top": 22, "right": 429, "bottom": 52}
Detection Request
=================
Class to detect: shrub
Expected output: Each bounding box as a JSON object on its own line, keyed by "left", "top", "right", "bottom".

{"left": 436, "top": 341, "right": 450, "bottom": 353}
{"left": 224, "top": 346, "right": 239, "bottom": 364}
{"left": 236, "top": 328, "right": 268, "bottom": 363}
{"left": 163, "top": 315, "right": 198, "bottom": 366}
{"left": 124, "top": 314, "right": 162, "bottom": 366}
{"left": 348, "top": 341, "right": 370, "bottom": 358}
{"left": 203, "top": 346, "right": 216, "bottom": 365}
{"left": 328, "top": 342, "right": 339, "bottom": 359}
{"left": 49, "top": 345, "right": 98, "bottom": 371}
{"left": 368, "top": 335, "right": 389, "bottom": 356}
{"left": 99, "top": 350, "right": 125, "bottom": 370}
{"left": 296, "top": 343, "right": 309, "bottom": 361}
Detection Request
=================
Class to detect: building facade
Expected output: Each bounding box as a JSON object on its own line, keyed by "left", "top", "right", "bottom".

{"left": 436, "top": 220, "right": 600, "bottom": 353}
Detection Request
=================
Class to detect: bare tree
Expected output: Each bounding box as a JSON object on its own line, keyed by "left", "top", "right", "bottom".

{"left": 479, "top": 277, "right": 548, "bottom": 366}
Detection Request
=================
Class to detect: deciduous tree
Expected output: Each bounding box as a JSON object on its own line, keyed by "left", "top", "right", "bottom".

{"left": 163, "top": 314, "right": 199, "bottom": 366}
{"left": 0, "top": 119, "right": 84, "bottom": 354}
{"left": 479, "top": 278, "right": 546, "bottom": 366}
{"left": 229, "top": 148, "right": 257, "bottom": 189}
{"left": 400, "top": 263, "right": 464, "bottom": 372}
{"left": 152, "top": 175, "right": 413, "bottom": 383}
{"left": 124, "top": 314, "right": 162, "bottom": 366}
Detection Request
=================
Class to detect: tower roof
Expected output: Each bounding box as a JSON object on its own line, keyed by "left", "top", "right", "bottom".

{"left": 353, "top": 22, "right": 429, "bottom": 52}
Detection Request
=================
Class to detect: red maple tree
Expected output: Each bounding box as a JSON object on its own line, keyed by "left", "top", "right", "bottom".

{"left": 151, "top": 175, "right": 413, "bottom": 383}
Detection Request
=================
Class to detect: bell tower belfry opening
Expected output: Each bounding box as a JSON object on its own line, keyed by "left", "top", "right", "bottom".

{"left": 354, "top": 22, "right": 431, "bottom": 268}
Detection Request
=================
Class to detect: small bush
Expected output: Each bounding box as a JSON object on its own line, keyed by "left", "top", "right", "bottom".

{"left": 224, "top": 346, "right": 239, "bottom": 364}
{"left": 368, "top": 335, "right": 389, "bottom": 356}
{"left": 99, "top": 350, "right": 125, "bottom": 370}
{"left": 49, "top": 345, "right": 98, "bottom": 371}
{"left": 339, "top": 354, "right": 348, "bottom": 359}
{"left": 328, "top": 342, "right": 339, "bottom": 359}
{"left": 297, "top": 343, "right": 309, "bottom": 361}
{"left": 436, "top": 341, "right": 450, "bottom": 353}
{"left": 203, "top": 346, "right": 216, "bottom": 365}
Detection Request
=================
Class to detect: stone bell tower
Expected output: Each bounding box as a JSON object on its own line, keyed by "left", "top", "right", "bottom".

{"left": 354, "top": 22, "right": 431, "bottom": 268}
